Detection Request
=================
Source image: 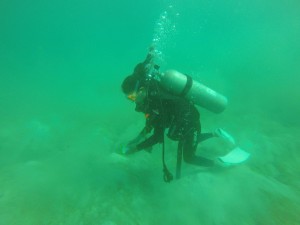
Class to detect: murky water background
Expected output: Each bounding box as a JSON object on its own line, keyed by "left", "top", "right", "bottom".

{"left": 1, "top": 0, "right": 300, "bottom": 224}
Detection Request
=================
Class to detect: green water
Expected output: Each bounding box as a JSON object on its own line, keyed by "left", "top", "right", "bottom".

{"left": 0, "top": 0, "right": 300, "bottom": 224}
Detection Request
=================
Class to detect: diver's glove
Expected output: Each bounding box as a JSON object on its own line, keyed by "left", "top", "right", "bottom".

{"left": 122, "top": 144, "right": 138, "bottom": 155}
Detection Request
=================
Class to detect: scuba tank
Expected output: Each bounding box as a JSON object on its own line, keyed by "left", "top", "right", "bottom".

{"left": 157, "top": 70, "right": 228, "bottom": 113}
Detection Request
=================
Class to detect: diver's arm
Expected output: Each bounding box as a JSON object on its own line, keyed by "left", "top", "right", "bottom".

{"left": 135, "top": 135, "right": 158, "bottom": 151}
{"left": 136, "top": 126, "right": 164, "bottom": 151}
{"left": 127, "top": 125, "right": 152, "bottom": 146}
{"left": 122, "top": 125, "right": 155, "bottom": 155}
{"left": 123, "top": 125, "right": 162, "bottom": 155}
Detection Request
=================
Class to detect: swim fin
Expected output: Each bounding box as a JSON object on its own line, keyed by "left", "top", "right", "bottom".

{"left": 218, "top": 147, "right": 250, "bottom": 164}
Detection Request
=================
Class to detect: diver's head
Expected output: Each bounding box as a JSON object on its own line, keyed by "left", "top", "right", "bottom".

{"left": 121, "top": 75, "right": 148, "bottom": 112}
{"left": 122, "top": 74, "right": 144, "bottom": 102}
{"left": 121, "top": 75, "right": 138, "bottom": 95}
{"left": 125, "top": 87, "right": 148, "bottom": 112}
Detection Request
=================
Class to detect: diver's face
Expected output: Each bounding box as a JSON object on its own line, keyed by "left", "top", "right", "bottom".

{"left": 135, "top": 88, "right": 146, "bottom": 104}
{"left": 127, "top": 87, "right": 147, "bottom": 112}
{"left": 127, "top": 92, "right": 137, "bottom": 102}
{"left": 127, "top": 88, "right": 146, "bottom": 103}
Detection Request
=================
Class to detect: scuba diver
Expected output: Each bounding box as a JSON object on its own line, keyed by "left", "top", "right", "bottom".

{"left": 121, "top": 48, "right": 235, "bottom": 181}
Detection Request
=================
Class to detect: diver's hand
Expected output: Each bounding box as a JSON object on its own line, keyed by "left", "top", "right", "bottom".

{"left": 122, "top": 144, "right": 137, "bottom": 155}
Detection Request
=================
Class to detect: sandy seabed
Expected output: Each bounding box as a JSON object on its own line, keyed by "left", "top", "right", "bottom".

{"left": 0, "top": 108, "right": 299, "bottom": 225}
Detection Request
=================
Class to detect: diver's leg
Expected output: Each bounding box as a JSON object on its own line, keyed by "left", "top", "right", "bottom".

{"left": 197, "top": 133, "right": 214, "bottom": 143}
{"left": 198, "top": 129, "right": 236, "bottom": 145}
{"left": 182, "top": 133, "right": 214, "bottom": 167}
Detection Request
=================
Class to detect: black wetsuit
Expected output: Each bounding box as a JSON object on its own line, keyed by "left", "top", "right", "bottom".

{"left": 135, "top": 82, "right": 215, "bottom": 167}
